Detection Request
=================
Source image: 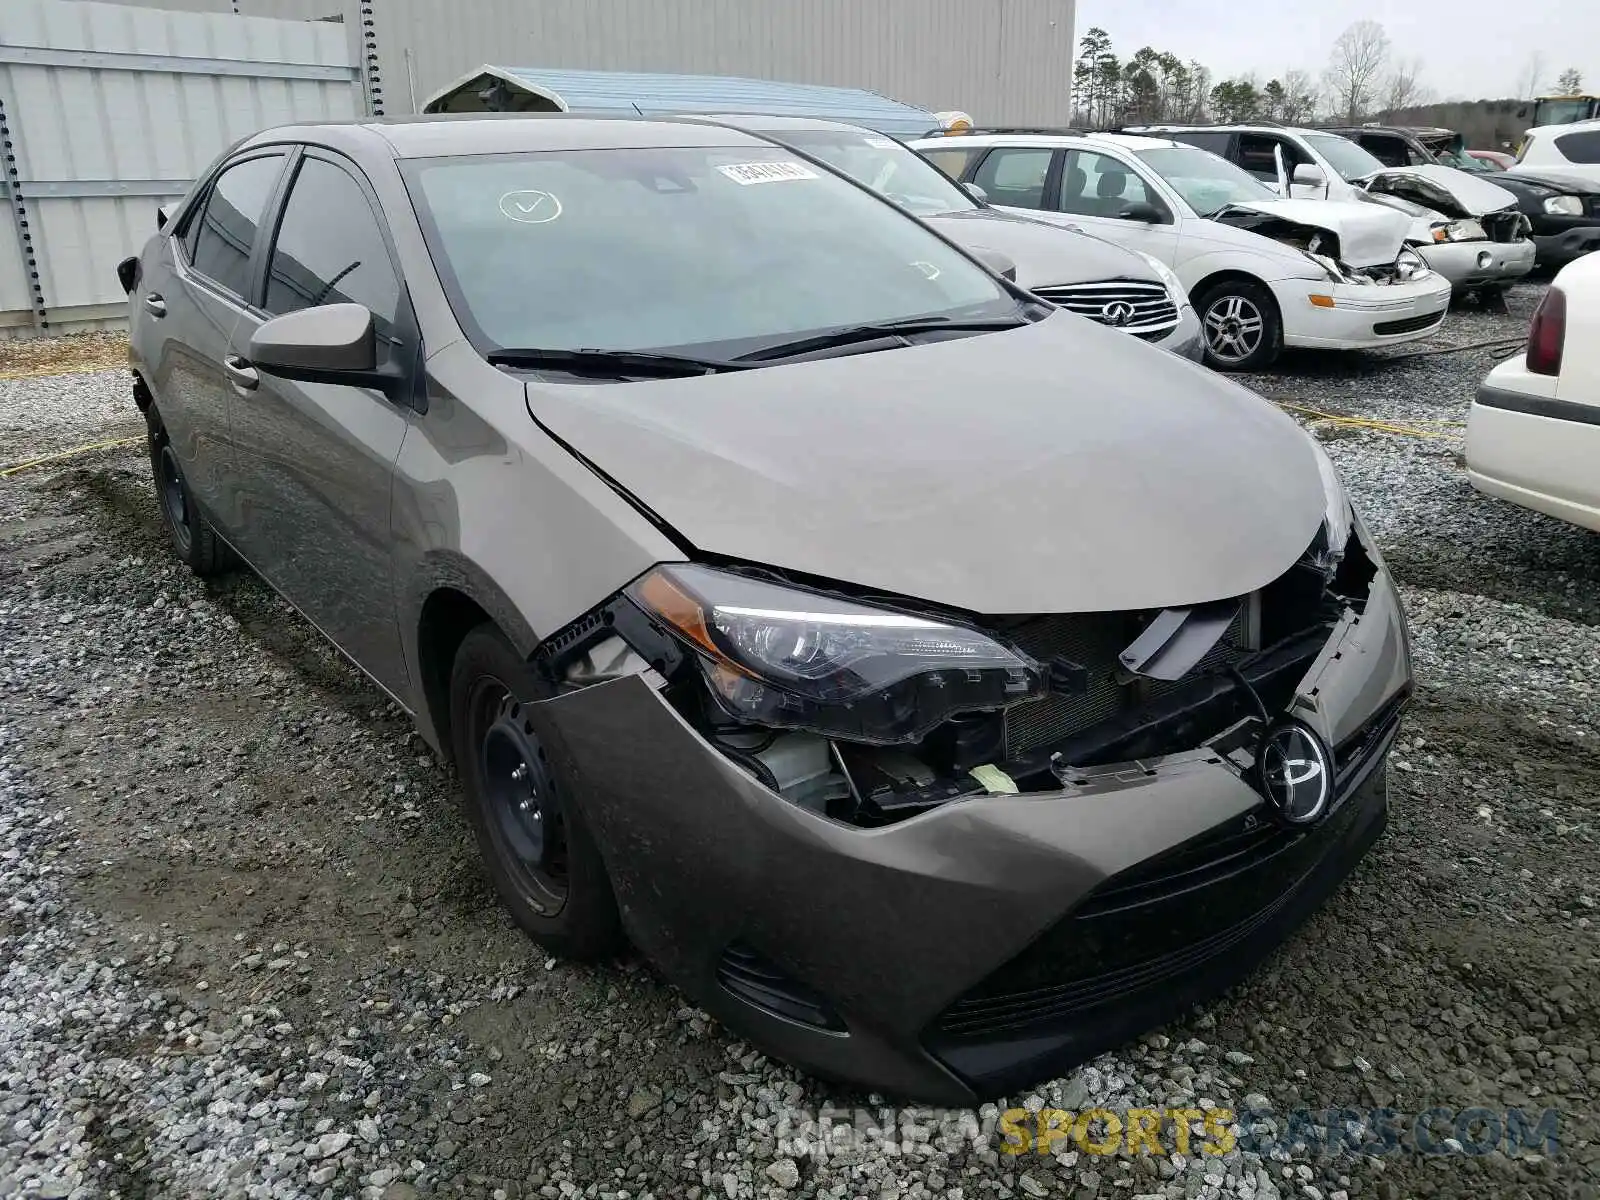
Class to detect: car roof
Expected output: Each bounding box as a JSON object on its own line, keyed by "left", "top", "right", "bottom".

{"left": 1130, "top": 123, "right": 1322, "bottom": 137}
{"left": 237, "top": 112, "right": 772, "bottom": 159}
{"left": 683, "top": 113, "right": 877, "bottom": 135}
{"left": 1527, "top": 117, "right": 1600, "bottom": 135}
{"left": 912, "top": 131, "right": 1183, "bottom": 151}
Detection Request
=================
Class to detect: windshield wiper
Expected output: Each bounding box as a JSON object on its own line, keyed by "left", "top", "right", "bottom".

{"left": 734, "top": 316, "right": 1029, "bottom": 363}
{"left": 487, "top": 347, "right": 747, "bottom": 377}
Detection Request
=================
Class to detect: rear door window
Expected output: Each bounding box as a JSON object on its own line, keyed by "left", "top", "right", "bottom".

{"left": 186, "top": 154, "right": 287, "bottom": 300}
{"left": 1555, "top": 130, "right": 1600, "bottom": 164}
{"left": 970, "top": 148, "right": 1055, "bottom": 209}
{"left": 1166, "top": 130, "right": 1234, "bottom": 157}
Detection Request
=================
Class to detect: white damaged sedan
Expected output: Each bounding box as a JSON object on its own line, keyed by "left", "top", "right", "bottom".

{"left": 913, "top": 131, "right": 1453, "bottom": 370}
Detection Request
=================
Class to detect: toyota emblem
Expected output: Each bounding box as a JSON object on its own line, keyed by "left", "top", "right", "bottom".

{"left": 1101, "top": 300, "right": 1136, "bottom": 327}
{"left": 1256, "top": 720, "right": 1334, "bottom": 825}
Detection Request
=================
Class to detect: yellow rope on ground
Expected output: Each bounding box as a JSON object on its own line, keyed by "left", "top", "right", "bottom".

{"left": 0, "top": 435, "right": 142, "bottom": 478}
{"left": 1273, "top": 400, "right": 1455, "bottom": 440}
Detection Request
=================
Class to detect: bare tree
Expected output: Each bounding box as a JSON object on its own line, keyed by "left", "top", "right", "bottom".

{"left": 1325, "top": 20, "right": 1391, "bottom": 122}
{"left": 1279, "top": 69, "right": 1322, "bottom": 123}
{"left": 1555, "top": 67, "right": 1584, "bottom": 94}
{"left": 1380, "top": 57, "right": 1431, "bottom": 116}
{"left": 1515, "top": 51, "right": 1547, "bottom": 100}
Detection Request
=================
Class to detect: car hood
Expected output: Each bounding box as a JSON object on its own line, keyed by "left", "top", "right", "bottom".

{"left": 1212, "top": 197, "right": 1409, "bottom": 267}
{"left": 524, "top": 313, "right": 1326, "bottom": 615}
{"left": 921, "top": 210, "right": 1161, "bottom": 290}
{"left": 1362, "top": 164, "right": 1518, "bottom": 217}
{"left": 1500, "top": 167, "right": 1599, "bottom": 195}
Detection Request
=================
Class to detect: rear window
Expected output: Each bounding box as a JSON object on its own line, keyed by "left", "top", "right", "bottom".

{"left": 1555, "top": 130, "right": 1600, "bottom": 164}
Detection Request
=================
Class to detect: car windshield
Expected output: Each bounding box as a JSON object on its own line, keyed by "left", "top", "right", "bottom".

{"left": 403, "top": 146, "right": 1014, "bottom": 358}
{"left": 1436, "top": 148, "right": 1492, "bottom": 172}
{"left": 1303, "top": 133, "right": 1388, "bottom": 181}
{"left": 762, "top": 128, "right": 979, "bottom": 216}
{"left": 1134, "top": 145, "right": 1276, "bottom": 217}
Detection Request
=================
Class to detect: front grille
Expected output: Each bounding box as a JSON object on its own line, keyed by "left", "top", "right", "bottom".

{"left": 716, "top": 943, "right": 844, "bottom": 1031}
{"left": 1373, "top": 310, "right": 1445, "bottom": 336}
{"left": 999, "top": 608, "right": 1250, "bottom": 758}
{"left": 932, "top": 751, "right": 1388, "bottom": 1041}
{"left": 1035, "top": 280, "right": 1180, "bottom": 337}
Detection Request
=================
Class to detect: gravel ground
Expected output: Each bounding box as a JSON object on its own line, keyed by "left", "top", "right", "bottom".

{"left": 2, "top": 288, "right": 1596, "bottom": 1200}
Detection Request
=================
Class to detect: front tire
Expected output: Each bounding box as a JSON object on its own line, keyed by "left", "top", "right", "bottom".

{"left": 1196, "top": 279, "right": 1282, "bottom": 371}
{"left": 448, "top": 624, "right": 623, "bottom": 960}
{"left": 147, "top": 411, "right": 228, "bottom": 577}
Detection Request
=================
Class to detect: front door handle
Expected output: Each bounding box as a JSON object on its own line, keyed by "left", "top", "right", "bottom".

{"left": 143, "top": 293, "right": 166, "bottom": 318}
{"left": 224, "top": 355, "right": 259, "bottom": 392}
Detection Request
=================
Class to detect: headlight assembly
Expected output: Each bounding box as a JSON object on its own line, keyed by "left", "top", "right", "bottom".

{"left": 1430, "top": 219, "right": 1486, "bottom": 242}
{"left": 626, "top": 564, "right": 1045, "bottom": 743}
{"left": 1137, "top": 251, "right": 1192, "bottom": 308}
{"left": 1395, "top": 247, "right": 1428, "bottom": 281}
{"left": 1544, "top": 195, "right": 1585, "bottom": 216}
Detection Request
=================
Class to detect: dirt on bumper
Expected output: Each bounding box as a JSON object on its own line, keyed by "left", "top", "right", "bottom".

{"left": 526, "top": 570, "right": 1414, "bottom": 1103}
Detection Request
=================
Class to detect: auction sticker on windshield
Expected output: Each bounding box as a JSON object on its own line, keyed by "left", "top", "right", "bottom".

{"left": 717, "top": 161, "right": 820, "bottom": 186}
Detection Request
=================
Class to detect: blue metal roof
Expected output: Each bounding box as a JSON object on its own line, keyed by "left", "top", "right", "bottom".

{"left": 423, "top": 65, "right": 938, "bottom": 138}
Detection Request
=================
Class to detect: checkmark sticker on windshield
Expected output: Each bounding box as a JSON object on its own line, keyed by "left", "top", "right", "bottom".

{"left": 498, "top": 189, "right": 563, "bottom": 223}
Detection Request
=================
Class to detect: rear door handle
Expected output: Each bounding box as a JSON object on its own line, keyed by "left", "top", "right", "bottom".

{"left": 224, "top": 355, "right": 259, "bottom": 392}
{"left": 143, "top": 293, "right": 166, "bottom": 318}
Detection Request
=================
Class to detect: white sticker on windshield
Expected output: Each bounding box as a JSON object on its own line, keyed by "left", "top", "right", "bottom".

{"left": 716, "top": 161, "right": 821, "bottom": 186}
{"left": 499, "top": 189, "right": 562, "bottom": 223}
{"left": 865, "top": 136, "right": 896, "bottom": 149}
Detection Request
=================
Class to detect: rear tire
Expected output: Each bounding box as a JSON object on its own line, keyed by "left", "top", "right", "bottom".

{"left": 448, "top": 623, "right": 624, "bottom": 961}
{"left": 146, "top": 411, "right": 229, "bottom": 577}
{"left": 1195, "top": 279, "right": 1282, "bottom": 371}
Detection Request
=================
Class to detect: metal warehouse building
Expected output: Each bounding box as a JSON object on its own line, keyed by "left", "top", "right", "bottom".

{"left": 75, "top": 0, "right": 1077, "bottom": 123}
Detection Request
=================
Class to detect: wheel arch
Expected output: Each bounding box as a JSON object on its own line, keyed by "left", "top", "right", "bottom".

{"left": 407, "top": 551, "right": 543, "bottom": 761}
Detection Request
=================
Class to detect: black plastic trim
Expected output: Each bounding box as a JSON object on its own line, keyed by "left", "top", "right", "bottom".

{"left": 1475, "top": 381, "right": 1600, "bottom": 427}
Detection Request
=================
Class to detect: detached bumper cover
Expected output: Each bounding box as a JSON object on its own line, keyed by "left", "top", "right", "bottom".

{"left": 530, "top": 571, "right": 1413, "bottom": 1104}
{"left": 1416, "top": 238, "right": 1536, "bottom": 288}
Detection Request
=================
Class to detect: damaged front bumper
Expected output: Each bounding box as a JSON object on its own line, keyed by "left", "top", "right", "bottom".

{"left": 526, "top": 561, "right": 1413, "bottom": 1104}
{"left": 1416, "top": 237, "right": 1537, "bottom": 290}
{"left": 1276, "top": 272, "right": 1451, "bottom": 351}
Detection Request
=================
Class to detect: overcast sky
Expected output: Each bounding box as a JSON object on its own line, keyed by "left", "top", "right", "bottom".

{"left": 1075, "top": 0, "right": 1595, "bottom": 103}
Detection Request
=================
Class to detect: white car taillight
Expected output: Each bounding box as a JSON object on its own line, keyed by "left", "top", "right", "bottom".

{"left": 1526, "top": 287, "right": 1566, "bottom": 377}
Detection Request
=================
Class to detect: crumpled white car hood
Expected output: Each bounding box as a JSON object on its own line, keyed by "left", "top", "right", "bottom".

{"left": 1217, "top": 197, "right": 1411, "bottom": 268}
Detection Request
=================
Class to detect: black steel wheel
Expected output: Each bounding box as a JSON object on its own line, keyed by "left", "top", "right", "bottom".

{"left": 474, "top": 687, "right": 569, "bottom": 916}
{"left": 448, "top": 623, "right": 623, "bottom": 960}
{"left": 146, "top": 409, "right": 228, "bottom": 576}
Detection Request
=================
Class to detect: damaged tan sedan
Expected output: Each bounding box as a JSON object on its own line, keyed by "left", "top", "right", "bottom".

{"left": 119, "top": 114, "right": 1413, "bottom": 1104}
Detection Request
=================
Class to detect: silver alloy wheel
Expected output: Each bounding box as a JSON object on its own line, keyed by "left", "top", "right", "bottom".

{"left": 1202, "top": 293, "right": 1266, "bottom": 364}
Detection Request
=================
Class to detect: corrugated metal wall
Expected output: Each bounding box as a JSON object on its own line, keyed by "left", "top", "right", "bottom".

{"left": 0, "top": 0, "right": 359, "bottom": 337}
{"left": 78, "top": 0, "right": 1075, "bottom": 124}
{"left": 375, "top": 0, "right": 1076, "bottom": 122}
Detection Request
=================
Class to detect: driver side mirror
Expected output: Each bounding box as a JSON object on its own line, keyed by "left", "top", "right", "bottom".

{"left": 249, "top": 303, "right": 403, "bottom": 397}
{"left": 1117, "top": 201, "right": 1163, "bottom": 222}
{"left": 962, "top": 181, "right": 989, "bottom": 204}
{"left": 1292, "top": 164, "right": 1326, "bottom": 187}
